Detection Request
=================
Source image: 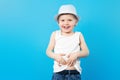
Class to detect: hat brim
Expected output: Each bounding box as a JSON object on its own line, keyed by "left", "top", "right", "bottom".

{"left": 55, "top": 13, "right": 79, "bottom": 21}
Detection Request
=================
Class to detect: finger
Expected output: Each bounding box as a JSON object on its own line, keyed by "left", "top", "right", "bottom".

{"left": 60, "top": 54, "right": 65, "bottom": 56}
{"left": 61, "top": 59, "right": 66, "bottom": 65}
{"left": 67, "top": 54, "right": 70, "bottom": 58}
{"left": 67, "top": 60, "right": 71, "bottom": 66}
{"left": 68, "top": 60, "right": 72, "bottom": 66}
{"left": 67, "top": 59, "right": 74, "bottom": 67}
{"left": 69, "top": 60, "right": 74, "bottom": 66}
{"left": 58, "top": 62, "right": 61, "bottom": 66}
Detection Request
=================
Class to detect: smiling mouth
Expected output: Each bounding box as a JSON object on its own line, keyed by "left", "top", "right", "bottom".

{"left": 62, "top": 26, "right": 70, "bottom": 29}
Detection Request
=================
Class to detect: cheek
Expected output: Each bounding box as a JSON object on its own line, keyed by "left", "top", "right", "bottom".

{"left": 73, "top": 22, "right": 77, "bottom": 26}
{"left": 70, "top": 22, "right": 76, "bottom": 26}
{"left": 58, "top": 23, "right": 63, "bottom": 27}
{"left": 58, "top": 24, "right": 63, "bottom": 28}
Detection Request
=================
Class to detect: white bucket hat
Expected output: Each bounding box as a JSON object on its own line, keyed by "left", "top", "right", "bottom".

{"left": 55, "top": 4, "right": 79, "bottom": 21}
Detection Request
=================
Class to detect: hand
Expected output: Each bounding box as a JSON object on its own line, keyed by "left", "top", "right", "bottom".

{"left": 54, "top": 54, "right": 67, "bottom": 66}
{"left": 66, "top": 53, "right": 78, "bottom": 67}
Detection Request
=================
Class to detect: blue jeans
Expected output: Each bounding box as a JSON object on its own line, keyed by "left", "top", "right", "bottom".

{"left": 52, "top": 70, "right": 81, "bottom": 80}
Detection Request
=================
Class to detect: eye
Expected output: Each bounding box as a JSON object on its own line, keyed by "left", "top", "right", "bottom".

{"left": 61, "top": 19, "right": 65, "bottom": 22}
{"left": 68, "top": 19, "right": 72, "bottom": 21}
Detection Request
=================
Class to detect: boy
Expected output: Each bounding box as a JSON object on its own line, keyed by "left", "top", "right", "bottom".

{"left": 46, "top": 4, "right": 89, "bottom": 80}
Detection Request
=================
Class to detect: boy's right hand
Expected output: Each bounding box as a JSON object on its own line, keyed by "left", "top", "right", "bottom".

{"left": 54, "top": 54, "right": 67, "bottom": 66}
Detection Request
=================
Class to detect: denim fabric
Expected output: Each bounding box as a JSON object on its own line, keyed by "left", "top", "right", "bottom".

{"left": 52, "top": 70, "right": 81, "bottom": 80}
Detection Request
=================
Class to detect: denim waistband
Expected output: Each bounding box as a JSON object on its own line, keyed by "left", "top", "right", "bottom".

{"left": 56, "top": 70, "right": 80, "bottom": 75}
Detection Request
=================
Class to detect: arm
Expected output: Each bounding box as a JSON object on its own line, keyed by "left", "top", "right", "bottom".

{"left": 75, "top": 33, "right": 89, "bottom": 58}
{"left": 46, "top": 32, "right": 66, "bottom": 65}
{"left": 46, "top": 32, "right": 56, "bottom": 59}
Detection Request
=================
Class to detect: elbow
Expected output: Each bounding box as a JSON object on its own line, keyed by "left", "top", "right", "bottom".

{"left": 86, "top": 49, "right": 89, "bottom": 56}
{"left": 46, "top": 49, "right": 49, "bottom": 56}
{"left": 46, "top": 49, "right": 53, "bottom": 57}
{"left": 83, "top": 49, "right": 89, "bottom": 57}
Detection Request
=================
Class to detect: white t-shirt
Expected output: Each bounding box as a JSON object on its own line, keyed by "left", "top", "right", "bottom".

{"left": 53, "top": 30, "right": 82, "bottom": 74}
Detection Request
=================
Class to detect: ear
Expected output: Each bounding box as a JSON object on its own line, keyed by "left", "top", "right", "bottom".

{"left": 74, "top": 20, "right": 78, "bottom": 26}
{"left": 74, "top": 23, "right": 78, "bottom": 27}
{"left": 75, "top": 16, "right": 80, "bottom": 26}
{"left": 57, "top": 21, "right": 59, "bottom": 24}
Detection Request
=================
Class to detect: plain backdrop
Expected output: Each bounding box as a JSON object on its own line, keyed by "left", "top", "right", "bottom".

{"left": 0, "top": 0, "right": 120, "bottom": 80}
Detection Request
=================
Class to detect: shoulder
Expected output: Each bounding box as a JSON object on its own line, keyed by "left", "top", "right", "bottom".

{"left": 75, "top": 31, "right": 85, "bottom": 40}
{"left": 54, "top": 30, "right": 61, "bottom": 34}
{"left": 50, "top": 30, "right": 60, "bottom": 38}
{"left": 53, "top": 30, "right": 61, "bottom": 37}
{"left": 75, "top": 31, "right": 82, "bottom": 36}
{"left": 50, "top": 31, "right": 55, "bottom": 38}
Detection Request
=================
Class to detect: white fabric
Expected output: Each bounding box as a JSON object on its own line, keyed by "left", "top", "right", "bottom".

{"left": 58, "top": 5, "right": 77, "bottom": 16}
{"left": 53, "top": 30, "right": 82, "bottom": 74}
{"left": 55, "top": 4, "right": 79, "bottom": 20}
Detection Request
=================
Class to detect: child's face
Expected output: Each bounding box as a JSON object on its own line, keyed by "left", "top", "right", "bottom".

{"left": 58, "top": 14, "right": 78, "bottom": 33}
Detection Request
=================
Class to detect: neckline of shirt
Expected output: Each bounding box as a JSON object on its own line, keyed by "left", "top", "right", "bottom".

{"left": 59, "top": 30, "right": 76, "bottom": 37}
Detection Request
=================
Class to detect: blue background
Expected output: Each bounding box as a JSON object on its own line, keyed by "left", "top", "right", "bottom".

{"left": 0, "top": 0, "right": 120, "bottom": 80}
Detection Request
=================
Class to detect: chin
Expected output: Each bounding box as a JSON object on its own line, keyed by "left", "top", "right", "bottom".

{"left": 64, "top": 31, "right": 71, "bottom": 33}
{"left": 61, "top": 29, "right": 71, "bottom": 33}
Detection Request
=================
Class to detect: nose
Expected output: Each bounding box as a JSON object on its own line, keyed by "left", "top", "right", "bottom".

{"left": 64, "top": 21, "right": 69, "bottom": 25}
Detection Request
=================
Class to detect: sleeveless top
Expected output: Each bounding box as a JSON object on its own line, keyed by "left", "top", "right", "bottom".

{"left": 53, "top": 30, "right": 82, "bottom": 74}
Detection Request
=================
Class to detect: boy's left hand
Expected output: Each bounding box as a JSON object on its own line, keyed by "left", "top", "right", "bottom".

{"left": 66, "top": 53, "right": 78, "bottom": 67}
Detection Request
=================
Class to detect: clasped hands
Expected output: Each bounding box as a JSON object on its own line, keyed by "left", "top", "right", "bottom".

{"left": 54, "top": 53, "right": 78, "bottom": 67}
